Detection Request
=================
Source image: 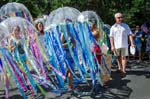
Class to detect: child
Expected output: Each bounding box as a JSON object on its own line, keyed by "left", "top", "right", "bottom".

{"left": 61, "top": 33, "right": 74, "bottom": 90}
{"left": 91, "top": 24, "right": 102, "bottom": 65}
{"left": 91, "top": 24, "right": 111, "bottom": 87}
{"left": 9, "top": 26, "right": 35, "bottom": 96}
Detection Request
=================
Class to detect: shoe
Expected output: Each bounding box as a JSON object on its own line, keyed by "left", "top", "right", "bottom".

{"left": 116, "top": 69, "right": 122, "bottom": 73}
{"left": 103, "top": 83, "right": 109, "bottom": 89}
{"left": 137, "top": 60, "right": 142, "bottom": 63}
{"left": 121, "top": 72, "right": 126, "bottom": 78}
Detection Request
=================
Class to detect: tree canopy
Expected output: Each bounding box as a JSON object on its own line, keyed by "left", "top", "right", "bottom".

{"left": 0, "top": 0, "right": 150, "bottom": 28}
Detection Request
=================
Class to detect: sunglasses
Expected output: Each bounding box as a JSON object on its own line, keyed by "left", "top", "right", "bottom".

{"left": 117, "top": 17, "right": 123, "bottom": 19}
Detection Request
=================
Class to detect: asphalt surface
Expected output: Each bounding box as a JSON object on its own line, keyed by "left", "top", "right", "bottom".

{"left": 0, "top": 60, "right": 150, "bottom": 99}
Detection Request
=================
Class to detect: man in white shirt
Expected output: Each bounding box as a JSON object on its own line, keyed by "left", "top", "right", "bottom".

{"left": 110, "top": 13, "right": 134, "bottom": 76}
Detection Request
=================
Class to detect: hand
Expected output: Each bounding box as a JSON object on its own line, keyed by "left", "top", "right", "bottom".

{"left": 111, "top": 46, "right": 115, "bottom": 52}
{"left": 10, "top": 46, "right": 15, "bottom": 52}
{"left": 17, "top": 41, "right": 21, "bottom": 45}
{"left": 132, "top": 34, "right": 135, "bottom": 37}
{"left": 131, "top": 43, "right": 135, "bottom": 48}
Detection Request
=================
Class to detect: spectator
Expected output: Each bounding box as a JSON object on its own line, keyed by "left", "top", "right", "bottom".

{"left": 110, "top": 13, "right": 134, "bottom": 77}
{"left": 133, "top": 25, "right": 143, "bottom": 62}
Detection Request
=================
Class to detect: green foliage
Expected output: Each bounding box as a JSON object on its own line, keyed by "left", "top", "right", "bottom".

{"left": 0, "top": 0, "right": 150, "bottom": 28}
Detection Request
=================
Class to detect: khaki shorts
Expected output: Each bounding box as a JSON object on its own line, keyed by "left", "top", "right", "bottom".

{"left": 114, "top": 48, "right": 128, "bottom": 56}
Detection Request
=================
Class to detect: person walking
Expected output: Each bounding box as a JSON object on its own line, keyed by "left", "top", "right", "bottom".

{"left": 110, "top": 13, "right": 134, "bottom": 77}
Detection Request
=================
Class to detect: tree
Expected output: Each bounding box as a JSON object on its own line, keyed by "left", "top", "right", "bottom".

{"left": 0, "top": 0, "right": 150, "bottom": 28}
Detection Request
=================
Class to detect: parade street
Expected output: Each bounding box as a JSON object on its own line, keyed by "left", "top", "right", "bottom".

{"left": 1, "top": 1, "right": 150, "bottom": 99}
{"left": 0, "top": 60, "right": 149, "bottom": 99}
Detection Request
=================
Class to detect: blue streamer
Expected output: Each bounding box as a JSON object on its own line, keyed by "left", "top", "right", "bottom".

{"left": 56, "top": 25, "right": 82, "bottom": 81}
{"left": 45, "top": 31, "right": 65, "bottom": 88}
{"left": 61, "top": 24, "right": 86, "bottom": 81}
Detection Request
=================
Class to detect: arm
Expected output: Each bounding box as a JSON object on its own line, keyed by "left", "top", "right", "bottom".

{"left": 10, "top": 44, "right": 15, "bottom": 52}
{"left": 129, "top": 34, "right": 134, "bottom": 47}
{"left": 8, "top": 37, "right": 15, "bottom": 52}
{"left": 61, "top": 34, "right": 68, "bottom": 48}
{"left": 136, "top": 33, "right": 142, "bottom": 38}
{"left": 126, "top": 25, "right": 135, "bottom": 47}
{"left": 132, "top": 33, "right": 136, "bottom": 37}
{"left": 110, "top": 37, "right": 115, "bottom": 51}
{"left": 136, "top": 35, "right": 142, "bottom": 38}
{"left": 109, "top": 27, "right": 115, "bottom": 51}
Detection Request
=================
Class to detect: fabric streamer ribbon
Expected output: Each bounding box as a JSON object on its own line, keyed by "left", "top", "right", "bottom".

{"left": 0, "top": 20, "right": 111, "bottom": 98}
{"left": 45, "top": 31, "right": 65, "bottom": 88}
{"left": 0, "top": 48, "right": 27, "bottom": 99}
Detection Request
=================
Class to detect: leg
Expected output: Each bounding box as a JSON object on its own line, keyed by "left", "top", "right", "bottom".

{"left": 139, "top": 51, "right": 142, "bottom": 61}
{"left": 4, "top": 75, "right": 9, "bottom": 99}
{"left": 114, "top": 49, "right": 122, "bottom": 70}
{"left": 121, "top": 48, "right": 128, "bottom": 73}
{"left": 137, "top": 45, "right": 142, "bottom": 61}
{"left": 122, "top": 56, "right": 127, "bottom": 73}
{"left": 66, "top": 69, "right": 73, "bottom": 90}
{"left": 117, "top": 56, "right": 122, "bottom": 70}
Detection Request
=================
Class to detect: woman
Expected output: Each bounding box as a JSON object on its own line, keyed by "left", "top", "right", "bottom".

{"left": 9, "top": 26, "right": 35, "bottom": 96}
{"left": 35, "top": 21, "right": 52, "bottom": 79}
{"left": 35, "top": 22, "right": 46, "bottom": 51}
{"left": 133, "top": 25, "right": 143, "bottom": 62}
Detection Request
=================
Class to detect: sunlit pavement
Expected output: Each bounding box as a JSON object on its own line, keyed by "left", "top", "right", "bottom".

{"left": 0, "top": 60, "right": 150, "bottom": 99}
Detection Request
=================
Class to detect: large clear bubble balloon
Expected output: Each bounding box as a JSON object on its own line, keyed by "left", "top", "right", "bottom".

{"left": 0, "top": 24, "right": 9, "bottom": 46}
{"left": 0, "top": 17, "right": 36, "bottom": 39}
{"left": 34, "top": 18, "right": 45, "bottom": 26}
{"left": 0, "top": 2, "right": 33, "bottom": 22}
{"left": 34, "top": 15, "right": 48, "bottom": 26}
{"left": 45, "top": 7, "right": 80, "bottom": 29}
{"left": 0, "top": 17, "right": 38, "bottom": 71}
{"left": 78, "top": 11, "right": 103, "bottom": 33}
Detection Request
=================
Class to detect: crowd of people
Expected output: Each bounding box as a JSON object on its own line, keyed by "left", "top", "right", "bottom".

{"left": 33, "top": 13, "right": 150, "bottom": 93}
{"left": 0, "top": 16, "right": 111, "bottom": 99}
{"left": 132, "top": 24, "right": 150, "bottom": 62}
{"left": 0, "top": 2, "right": 150, "bottom": 99}
{"left": 108, "top": 13, "right": 150, "bottom": 77}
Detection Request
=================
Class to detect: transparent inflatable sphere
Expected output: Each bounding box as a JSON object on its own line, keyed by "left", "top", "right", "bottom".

{"left": 0, "top": 17, "right": 37, "bottom": 40}
{"left": 34, "top": 18, "right": 46, "bottom": 26}
{"left": 0, "top": 24, "right": 9, "bottom": 46}
{"left": 45, "top": 7, "right": 80, "bottom": 29}
{"left": 78, "top": 11, "right": 103, "bottom": 33}
{"left": 0, "top": 2, "right": 33, "bottom": 22}
{"left": 34, "top": 15, "right": 48, "bottom": 26}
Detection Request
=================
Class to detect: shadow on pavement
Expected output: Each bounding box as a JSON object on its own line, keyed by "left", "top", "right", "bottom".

{"left": 0, "top": 95, "right": 23, "bottom": 99}
{"left": 3, "top": 60, "right": 150, "bottom": 99}
{"left": 54, "top": 71, "right": 133, "bottom": 99}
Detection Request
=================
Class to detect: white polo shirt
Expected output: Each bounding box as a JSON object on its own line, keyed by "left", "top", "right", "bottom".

{"left": 110, "top": 23, "right": 132, "bottom": 49}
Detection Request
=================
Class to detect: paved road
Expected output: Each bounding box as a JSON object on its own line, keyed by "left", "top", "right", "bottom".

{"left": 0, "top": 60, "right": 150, "bottom": 99}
